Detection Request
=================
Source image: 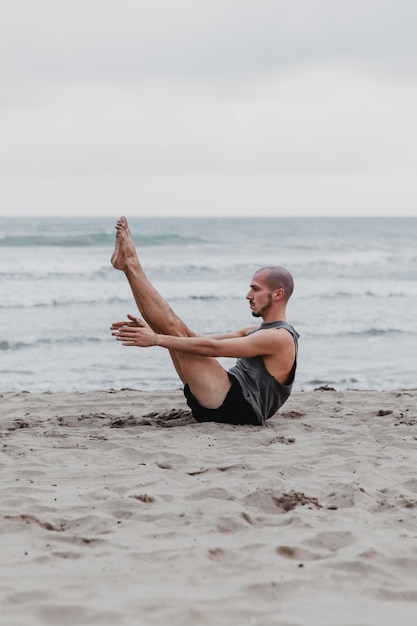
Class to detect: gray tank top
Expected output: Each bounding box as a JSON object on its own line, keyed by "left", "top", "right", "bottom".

{"left": 228, "top": 321, "right": 299, "bottom": 425}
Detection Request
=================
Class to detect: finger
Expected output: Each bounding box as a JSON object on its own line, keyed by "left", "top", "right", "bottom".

{"left": 114, "top": 329, "right": 130, "bottom": 336}
{"left": 127, "top": 313, "right": 142, "bottom": 323}
{"left": 119, "top": 327, "right": 136, "bottom": 334}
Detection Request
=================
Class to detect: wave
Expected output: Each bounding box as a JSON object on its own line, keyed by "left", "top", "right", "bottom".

{"left": 0, "top": 268, "right": 115, "bottom": 281}
{"left": 0, "top": 263, "right": 215, "bottom": 281}
{"left": 0, "top": 293, "right": 232, "bottom": 309}
{"left": 305, "top": 327, "right": 409, "bottom": 338}
{"left": 0, "top": 233, "right": 112, "bottom": 247}
{"left": 344, "top": 328, "right": 405, "bottom": 337}
{"left": 0, "top": 336, "right": 103, "bottom": 351}
{"left": 297, "top": 290, "right": 413, "bottom": 300}
{"left": 0, "top": 296, "right": 131, "bottom": 309}
{"left": 0, "top": 232, "right": 203, "bottom": 248}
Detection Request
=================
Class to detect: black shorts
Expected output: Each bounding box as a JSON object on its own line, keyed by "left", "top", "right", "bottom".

{"left": 183, "top": 374, "right": 260, "bottom": 426}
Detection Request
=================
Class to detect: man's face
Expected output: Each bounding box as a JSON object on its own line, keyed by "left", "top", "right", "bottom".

{"left": 246, "top": 271, "right": 273, "bottom": 318}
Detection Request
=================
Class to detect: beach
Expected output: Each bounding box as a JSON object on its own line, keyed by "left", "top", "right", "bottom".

{"left": 2, "top": 387, "right": 417, "bottom": 626}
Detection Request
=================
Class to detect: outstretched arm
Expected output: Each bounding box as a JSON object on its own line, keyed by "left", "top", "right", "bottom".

{"left": 111, "top": 316, "right": 278, "bottom": 359}
{"left": 111, "top": 315, "right": 257, "bottom": 341}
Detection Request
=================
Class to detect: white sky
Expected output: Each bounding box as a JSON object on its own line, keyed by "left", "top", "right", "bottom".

{"left": 1, "top": 0, "right": 416, "bottom": 218}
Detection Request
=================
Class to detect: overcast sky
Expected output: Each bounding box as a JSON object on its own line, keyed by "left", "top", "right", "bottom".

{"left": 1, "top": 0, "right": 416, "bottom": 218}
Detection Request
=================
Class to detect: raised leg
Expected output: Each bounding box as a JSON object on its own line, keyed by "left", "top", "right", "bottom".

{"left": 111, "top": 217, "right": 192, "bottom": 337}
{"left": 111, "top": 217, "right": 231, "bottom": 408}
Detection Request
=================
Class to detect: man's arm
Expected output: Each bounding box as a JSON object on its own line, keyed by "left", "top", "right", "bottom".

{"left": 111, "top": 315, "right": 257, "bottom": 343}
{"left": 197, "top": 326, "right": 258, "bottom": 340}
{"left": 112, "top": 319, "right": 283, "bottom": 359}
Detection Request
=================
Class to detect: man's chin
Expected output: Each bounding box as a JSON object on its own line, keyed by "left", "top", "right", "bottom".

{"left": 251, "top": 311, "right": 261, "bottom": 318}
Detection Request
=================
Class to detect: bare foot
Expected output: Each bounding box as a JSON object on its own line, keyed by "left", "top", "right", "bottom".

{"left": 111, "top": 217, "right": 138, "bottom": 271}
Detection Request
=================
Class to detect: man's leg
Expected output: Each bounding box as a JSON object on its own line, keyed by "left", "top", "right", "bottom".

{"left": 111, "top": 217, "right": 231, "bottom": 408}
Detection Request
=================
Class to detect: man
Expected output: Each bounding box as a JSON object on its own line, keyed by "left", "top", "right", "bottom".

{"left": 111, "top": 216, "right": 299, "bottom": 426}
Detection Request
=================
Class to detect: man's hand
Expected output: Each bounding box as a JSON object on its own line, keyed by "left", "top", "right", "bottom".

{"left": 110, "top": 313, "right": 144, "bottom": 330}
{"left": 110, "top": 314, "right": 156, "bottom": 347}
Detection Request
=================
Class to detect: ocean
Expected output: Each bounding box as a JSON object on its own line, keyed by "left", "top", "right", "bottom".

{"left": 1, "top": 217, "right": 415, "bottom": 393}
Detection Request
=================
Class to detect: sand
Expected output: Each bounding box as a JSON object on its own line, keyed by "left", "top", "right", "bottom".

{"left": 1, "top": 387, "right": 417, "bottom": 626}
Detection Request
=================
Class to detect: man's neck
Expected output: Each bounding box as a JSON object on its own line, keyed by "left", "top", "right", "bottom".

{"left": 262, "top": 307, "right": 287, "bottom": 324}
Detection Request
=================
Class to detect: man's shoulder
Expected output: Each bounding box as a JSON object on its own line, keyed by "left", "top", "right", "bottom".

{"left": 260, "top": 320, "right": 298, "bottom": 338}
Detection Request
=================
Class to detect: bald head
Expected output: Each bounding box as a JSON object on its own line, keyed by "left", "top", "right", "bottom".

{"left": 255, "top": 266, "right": 294, "bottom": 302}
